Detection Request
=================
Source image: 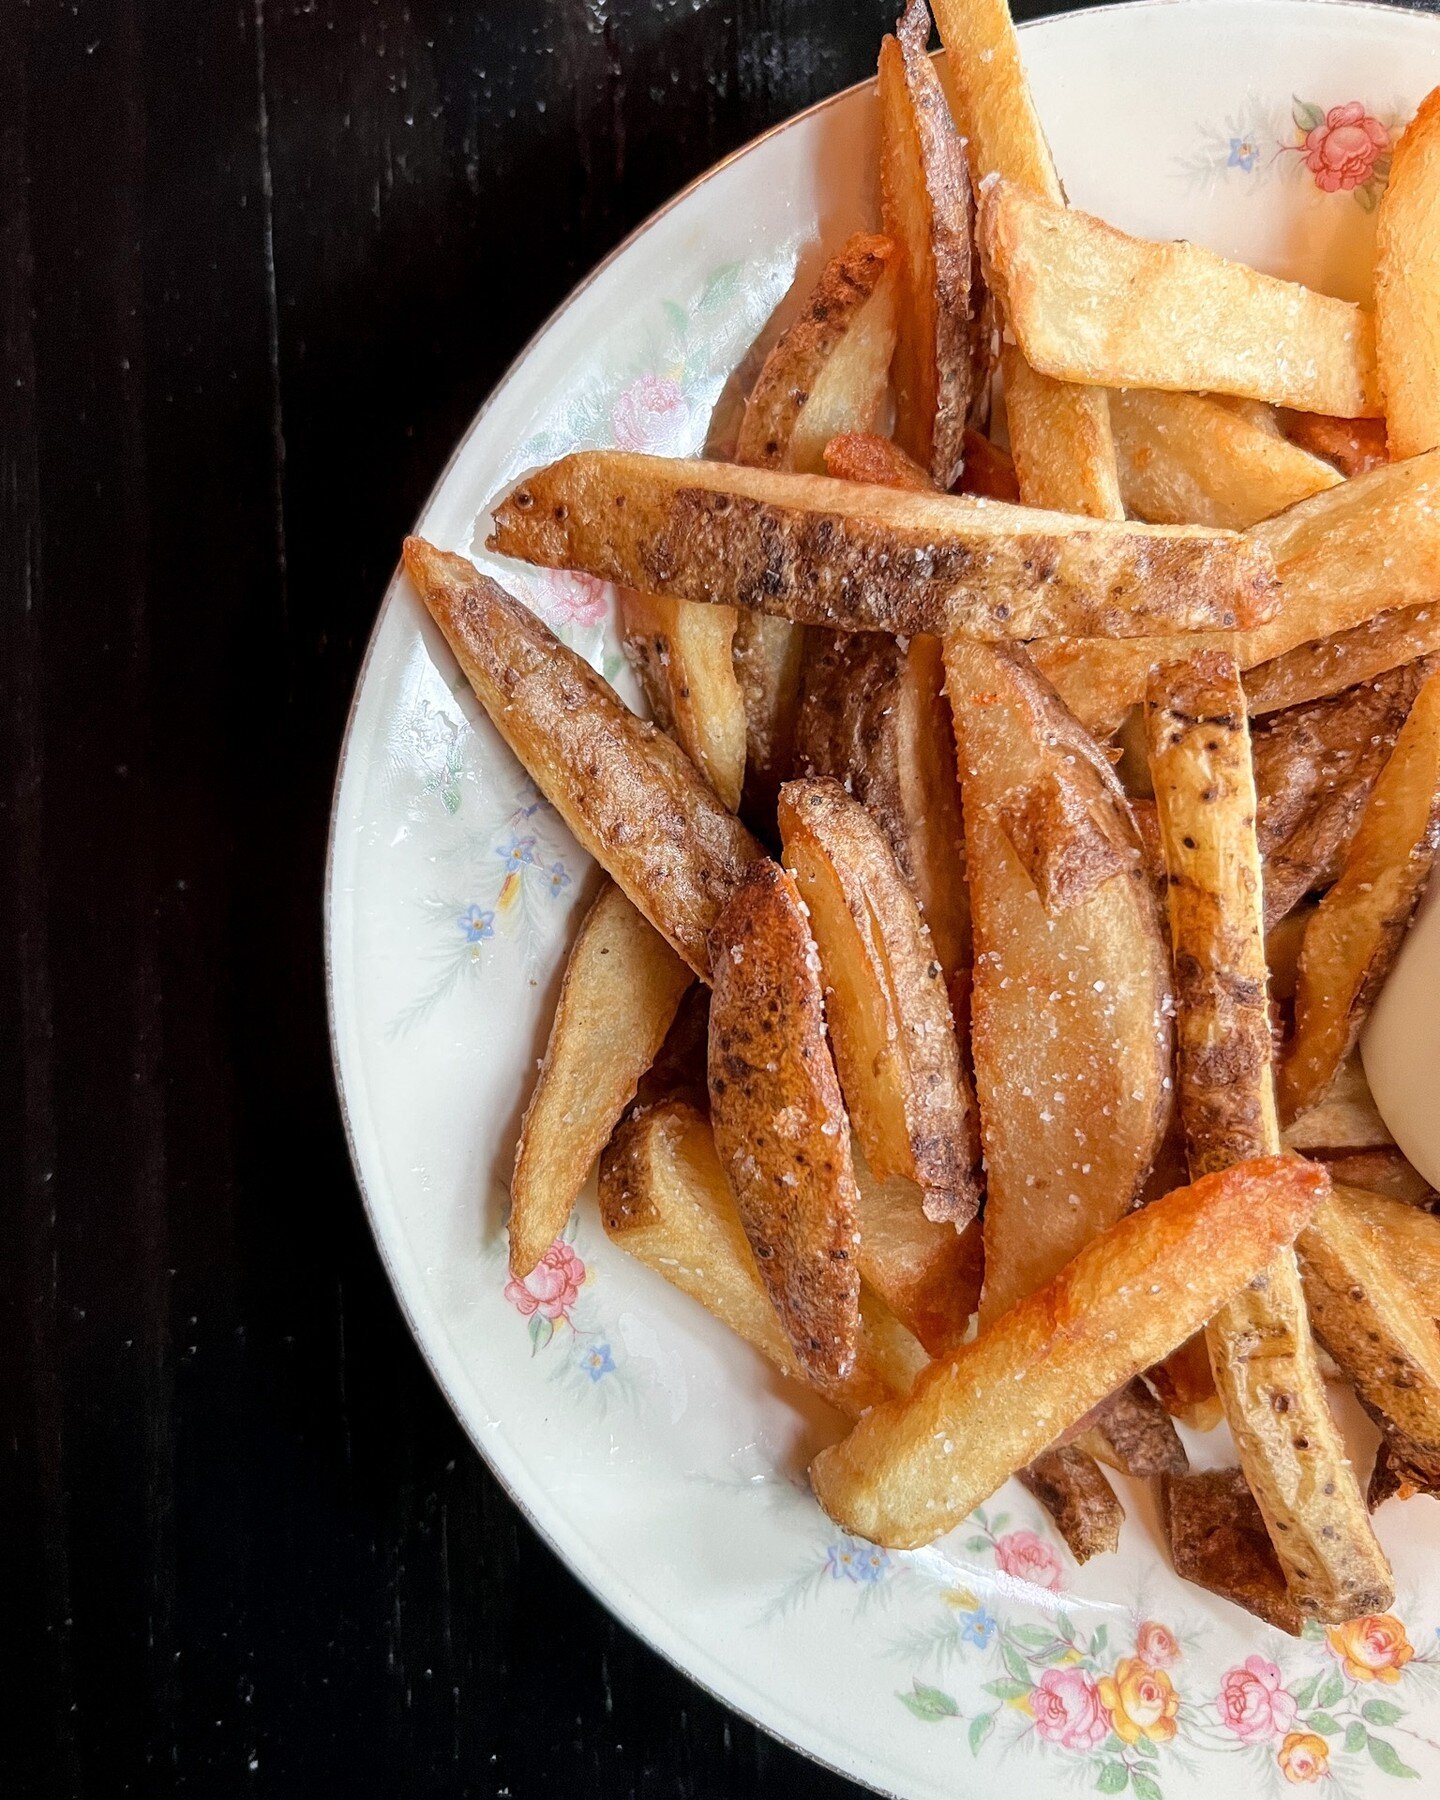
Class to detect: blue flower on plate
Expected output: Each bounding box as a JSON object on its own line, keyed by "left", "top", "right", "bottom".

{"left": 496, "top": 832, "right": 537, "bottom": 872}
{"left": 1228, "top": 136, "right": 1259, "bottom": 171}
{"left": 957, "top": 1606, "right": 998, "bottom": 1649}
{"left": 547, "top": 859, "right": 572, "bottom": 898}
{"left": 826, "top": 1537, "right": 890, "bottom": 1584}
{"left": 581, "top": 1341, "right": 616, "bottom": 1382}
{"left": 458, "top": 904, "right": 495, "bottom": 943}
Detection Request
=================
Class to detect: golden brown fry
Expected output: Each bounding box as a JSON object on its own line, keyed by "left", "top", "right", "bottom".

{"left": 1335, "top": 1184, "right": 1440, "bottom": 1305}
{"left": 1280, "top": 410, "right": 1389, "bottom": 475}
{"left": 1245, "top": 605, "right": 1440, "bottom": 715}
{"left": 1033, "top": 450, "right": 1440, "bottom": 735}
{"left": 1150, "top": 1335, "right": 1224, "bottom": 1433}
{"left": 509, "top": 884, "right": 692, "bottom": 1278}
{"left": 878, "top": 0, "right": 975, "bottom": 486}
{"left": 947, "top": 641, "right": 1172, "bottom": 1319}
{"left": 1320, "top": 1152, "right": 1436, "bottom": 1209}
{"left": 822, "top": 431, "right": 934, "bottom": 491}
{"left": 1376, "top": 87, "right": 1440, "bottom": 460}
{"left": 488, "top": 453, "right": 1274, "bottom": 641}
{"left": 779, "top": 778, "right": 980, "bottom": 1224}
{"left": 1018, "top": 1448, "right": 1123, "bottom": 1566}
{"left": 999, "top": 347, "right": 1123, "bottom": 517}
{"left": 851, "top": 1157, "right": 983, "bottom": 1357}
{"left": 635, "top": 981, "right": 712, "bottom": 1114}
{"left": 405, "top": 538, "right": 765, "bottom": 979}
{"left": 599, "top": 1102, "right": 925, "bottom": 1416}
{"left": 1283, "top": 1049, "right": 1395, "bottom": 1152}
{"left": 794, "top": 631, "right": 970, "bottom": 995}
{"left": 731, "top": 612, "right": 807, "bottom": 825}
{"left": 618, "top": 587, "right": 746, "bottom": 810}
{"left": 1079, "top": 1379, "right": 1189, "bottom": 1480}
{"left": 707, "top": 861, "right": 862, "bottom": 1383}
{"left": 809, "top": 1156, "right": 1327, "bottom": 1549}
{"left": 1161, "top": 1469, "right": 1307, "bottom": 1636}
{"left": 1280, "top": 669, "right": 1440, "bottom": 1123}
{"left": 980, "top": 180, "right": 1382, "bottom": 417}
{"left": 957, "top": 426, "right": 1020, "bottom": 502}
{"left": 1110, "top": 389, "right": 1341, "bottom": 530}
{"left": 1145, "top": 649, "right": 1392, "bottom": 1622}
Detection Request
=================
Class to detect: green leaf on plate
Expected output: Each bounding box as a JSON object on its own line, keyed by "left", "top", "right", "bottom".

{"left": 899, "top": 1682, "right": 960, "bottom": 1722}
{"left": 1290, "top": 1674, "right": 1321, "bottom": 1711}
{"left": 1366, "top": 1734, "right": 1419, "bottom": 1779}
{"left": 965, "top": 1536, "right": 990, "bottom": 1554}
{"left": 1317, "top": 1669, "right": 1346, "bottom": 1710}
{"left": 982, "top": 1678, "right": 1031, "bottom": 1703}
{"left": 699, "top": 263, "right": 742, "bottom": 310}
{"left": 1002, "top": 1644, "right": 1030, "bottom": 1684}
{"left": 1344, "top": 1720, "right": 1369, "bottom": 1755}
{"left": 1131, "top": 1735, "right": 1158, "bottom": 1760}
{"left": 1130, "top": 1770, "right": 1164, "bottom": 1800}
{"left": 1363, "top": 1700, "right": 1404, "bottom": 1727}
{"left": 1293, "top": 97, "right": 1326, "bottom": 133}
{"left": 661, "top": 299, "right": 688, "bottom": 335}
{"left": 1306, "top": 1713, "right": 1341, "bottom": 1736}
{"left": 968, "top": 1711, "right": 995, "bottom": 1755}
{"left": 1095, "top": 1763, "right": 1128, "bottom": 1794}
{"left": 528, "top": 1313, "right": 555, "bottom": 1354}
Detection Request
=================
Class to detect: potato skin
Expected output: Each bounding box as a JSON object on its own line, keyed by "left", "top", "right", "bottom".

{"left": 1245, "top": 604, "right": 1440, "bottom": 716}
{"left": 617, "top": 586, "right": 745, "bottom": 811}
{"left": 1018, "top": 1447, "right": 1122, "bottom": 1566}
{"left": 403, "top": 537, "right": 765, "bottom": 979}
{"left": 707, "top": 861, "right": 862, "bottom": 1386}
{"left": 1161, "top": 1468, "right": 1308, "bottom": 1636}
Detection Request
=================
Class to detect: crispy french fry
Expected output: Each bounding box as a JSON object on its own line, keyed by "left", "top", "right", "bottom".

{"left": 1150, "top": 1335, "right": 1223, "bottom": 1433}
{"left": 488, "top": 453, "right": 1274, "bottom": 641}
{"left": 1283, "top": 1049, "right": 1395, "bottom": 1152}
{"left": 1110, "top": 389, "right": 1341, "bottom": 530}
{"left": 1319, "top": 1152, "right": 1436, "bottom": 1209}
{"left": 980, "top": 180, "right": 1382, "bottom": 417}
{"left": 852, "top": 1157, "right": 983, "bottom": 1357}
{"left": 618, "top": 587, "right": 746, "bottom": 809}
{"left": 1280, "top": 410, "right": 1389, "bottom": 475}
{"left": 404, "top": 539, "right": 765, "bottom": 979}
{"left": 947, "top": 642, "right": 1172, "bottom": 1319}
{"left": 779, "top": 778, "right": 980, "bottom": 1225}
{"left": 1222, "top": 397, "right": 1285, "bottom": 437}
{"left": 1077, "top": 1379, "right": 1189, "bottom": 1480}
{"left": 879, "top": 0, "right": 975, "bottom": 486}
{"left": 731, "top": 613, "right": 807, "bottom": 825}
{"left": 957, "top": 426, "right": 1020, "bottom": 501}
{"left": 809, "top": 1156, "right": 1327, "bottom": 1549}
{"left": 794, "top": 631, "right": 970, "bottom": 995}
{"left": 509, "top": 884, "right": 692, "bottom": 1278}
{"left": 1161, "top": 1469, "right": 1307, "bottom": 1636}
{"left": 599, "top": 1102, "right": 925, "bottom": 1416}
{"left": 1032, "top": 450, "right": 1440, "bottom": 735}
{"left": 1145, "top": 649, "right": 1392, "bottom": 1622}
{"left": 999, "top": 347, "right": 1123, "bottom": 517}
{"left": 1335, "top": 1184, "right": 1440, "bottom": 1304}
{"left": 1376, "top": 87, "right": 1440, "bottom": 460}
{"left": 635, "top": 981, "right": 712, "bottom": 1114}
{"left": 822, "top": 431, "right": 933, "bottom": 491}
{"left": 1245, "top": 605, "right": 1440, "bottom": 715}
{"left": 1280, "top": 669, "right": 1440, "bottom": 1123}
{"left": 708, "top": 861, "right": 862, "bottom": 1383}
{"left": 1018, "top": 1447, "right": 1123, "bottom": 1565}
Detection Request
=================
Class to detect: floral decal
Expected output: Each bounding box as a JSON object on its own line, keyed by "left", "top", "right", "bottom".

{"left": 1032, "top": 1666, "right": 1109, "bottom": 1751}
{"left": 993, "top": 1527, "right": 1064, "bottom": 1593}
{"left": 504, "top": 1239, "right": 587, "bottom": 1326}
{"left": 1278, "top": 1729, "right": 1330, "bottom": 1784}
{"left": 497, "top": 1217, "right": 635, "bottom": 1409}
{"left": 611, "top": 372, "right": 692, "bottom": 453}
{"left": 1179, "top": 96, "right": 1406, "bottom": 209}
{"left": 1296, "top": 99, "right": 1390, "bottom": 193}
{"left": 1215, "top": 1653, "right": 1298, "bottom": 1742}
{"left": 532, "top": 566, "right": 611, "bottom": 630}
{"left": 1327, "top": 1614, "right": 1416, "bottom": 1685}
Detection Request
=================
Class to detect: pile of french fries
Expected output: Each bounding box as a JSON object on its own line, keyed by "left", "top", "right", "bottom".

{"left": 404, "top": 0, "right": 1440, "bottom": 1632}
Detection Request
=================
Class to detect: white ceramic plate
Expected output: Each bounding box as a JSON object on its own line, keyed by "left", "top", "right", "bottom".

{"left": 327, "top": 5, "right": 1440, "bottom": 1794}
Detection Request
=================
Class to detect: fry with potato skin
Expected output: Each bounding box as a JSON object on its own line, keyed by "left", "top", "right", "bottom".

{"left": 809, "top": 1156, "right": 1328, "bottom": 1549}
{"left": 1144, "top": 649, "right": 1392, "bottom": 1622}
{"left": 1280, "top": 668, "right": 1440, "bottom": 1125}
{"left": 404, "top": 538, "right": 765, "bottom": 980}
{"left": 1018, "top": 1447, "right": 1123, "bottom": 1565}
{"left": 1282, "top": 1049, "right": 1395, "bottom": 1153}
{"left": 851, "top": 1158, "right": 983, "bottom": 1357}
{"left": 618, "top": 587, "right": 746, "bottom": 810}
{"left": 822, "top": 431, "right": 933, "bottom": 492}
{"left": 487, "top": 453, "right": 1276, "bottom": 641}
{"left": 1280, "top": 410, "right": 1389, "bottom": 476}
{"left": 509, "top": 884, "right": 692, "bottom": 1278}
{"left": 1335, "top": 1184, "right": 1440, "bottom": 1308}
{"left": 1245, "top": 605, "right": 1440, "bottom": 716}
{"left": 1161, "top": 1469, "right": 1307, "bottom": 1636}
{"left": 707, "top": 861, "right": 862, "bottom": 1384}
{"left": 1375, "top": 86, "right": 1440, "bottom": 460}
{"left": 779, "top": 778, "right": 980, "bottom": 1226}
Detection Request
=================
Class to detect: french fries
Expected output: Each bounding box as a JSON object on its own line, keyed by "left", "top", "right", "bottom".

{"left": 404, "top": 538, "right": 765, "bottom": 979}
{"left": 509, "top": 884, "right": 692, "bottom": 1278}
{"left": 599, "top": 1102, "right": 925, "bottom": 1416}
{"left": 1079, "top": 1380, "right": 1189, "bottom": 1480}
{"left": 1110, "top": 389, "right": 1341, "bottom": 530}
{"left": 809, "top": 1156, "right": 1327, "bottom": 1549}
{"left": 1280, "top": 668, "right": 1440, "bottom": 1124}
{"left": 488, "top": 453, "right": 1276, "bottom": 641}
{"left": 1376, "top": 87, "right": 1440, "bottom": 460}
{"left": 1321, "top": 1151, "right": 1436, "bottom": 1209}
{"left": 1145, "top": 650, "right": 1392, "bottom": 1622}
{"left": 1033, "top": 449, "right": 1440, "bottom": 735}
{"left": 822, "top": 431, "right": 933, "bottom": 491}
{"left": 947, "top": 641, "right": 1172, "bottom": 1319}
{"left": 1161, "top": 1469, "right": 1306, "bottom": 1636}
{"left": 981, "top": 180, "right": 1382, "bottom": 416}
{"left": 707, "top": 861, "right": 862, "bottom": 1384}
{"left": 793, "top": 631, "right": 970, "bottom": 993}
{"left": 878, "top": 0, "right": 975, "bottom": 486}
{"left": 1149, "top": 1335, "right": 1224, "bottom": 1433}
{"left": 852, "top": 1158, "right": 983, "bottom": 1356}
{"left": 1280, "top": 411, "right": 1389, "bottom": 475}
{"left": 1283, "top": 1049, "right": 1395, "bottom": 1152}
{"left": 956, "top": 425, "right": 1020, "bottom": 502}
{"left": 1245, "top": 605, "right": 1440, "bottom": 715}
{"left": 1335, "top": 1184, "right": 1440, "bottom": 1306}
{"left": 618, "top": 588, "right": 746, "bottom": 809}
{"left": 1018, "top": 1448, "right": 1123, "bottom": 1565}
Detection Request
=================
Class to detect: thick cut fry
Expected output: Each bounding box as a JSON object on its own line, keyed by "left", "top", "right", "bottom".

{"left": 929, "top": 0, "right": 1123, "bottom": 518}
{"left": 1245, "top": 605, "right": 1440, "bottom": 715}
{"left": 779, "top": 778, "right": 979, "bottom": 1224}
{"left": 1336, "top": 1184, "right": 1440, "bottom": 1306}
{"left": 957, "top": 426, "right": 1020, "bottom": 502}
{"left": 947, "top": 642, "right": 1172, "bottom": 1319}
{"left": 707, "top": 861, "right": 861, "bottom": 1383}
{"left": 599, "top": 1103, "right": 925, "bottom": 1416}
{"left": 1033, "top": 450, "right": 1440, "bottom": 735}
{"left": 1283, "top": 1049, "right": 1394, "bottom": 1152}
{"left": 1162, "top": 1469, "right": 1307, "bottom": 1636}
{"left": 1018, "top": 1448, "right": 1123, "bottom": 1565}
{"left": 735, "top": 234, "right": 900, "bottom": 475}
{"left": 822, "top": 431, "right": 933, "bottom": 491}
{"left": 981, "top": 181, "right": 1381, "bottom": 417}
{"left": 488, "top": 453, "right": 1274, "bottom": 641}
{"left": 635, "top": 981, "right": 712, "bottom": 1114}
{"left": 1376, "top": 88, "right": 1440, "bottom": 460}
{"left": 1150, "top": 1335, "right": 1223, "bottom": 1433}
{"left": 809, "top": 1156, "right": 1327, "bottom": 1549}
{"left": 1145, "top": 650, "right": 1391, "bottom": 1622}
{"left": 878, "top": 0, "right": 974, "bottom": 487}
{"left": 618, "top": 588, "right": 745, "bottom": 810}
{"left": 404, "top": 539, "right": 765, "bottom": 979}
{"left": 1079, "top": 1379, "right": 1188, "bottom": 1479}
{"left": 852, "top": 1158, "right": 983, "bottom": 1357}
{"left": 1280, "top": 669, "right": 1440, "bottom": 1123}
{"left": 509, "top": 884, "right": 692, "bottom": 1278}
{"left": 794, "top": 631, "right": 969, "bottom": 992}
{"left": 1281, "top": 411, "right": 1389, "bottom": 475}
{"left": 1110, "top": 389, "right": 1341, "bottom": 530}
{"left": 731, "top": 613, "right": 807, "bottom": 825}
{"left": 1321, "top": 1152, "right": 1436, "bottom": 1209}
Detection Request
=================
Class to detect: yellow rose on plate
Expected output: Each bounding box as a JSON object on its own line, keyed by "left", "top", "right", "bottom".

{"left": 1278, "top": 1731, "right": 1330, "bottom": 1784}
{"left": 1326, "top": 1614, "right": 1415, "bottom": 1684}
{"left": 1097, "top": 1657, "right": 1180, "bottom": 1745}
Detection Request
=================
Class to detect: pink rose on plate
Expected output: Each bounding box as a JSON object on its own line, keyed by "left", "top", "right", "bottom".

{"left": 1216, "top": 1654, "right": 1299, "bottom": 1742}
{"left": 536, "top": 566, "right": 610, "bottom": 627}
{"left": 1032, "top": 1667, "right": 1109, "bottom": 1752}
{"left": 612, "top": 373, "right": 691, "bottom": 453}
{"left": 504, "top": 1240, "right": 586, "bottom": 1321}
{"left": 993, "top": 1528, "right": 1064, "bottom": 1591}
{"left": 1304, "top": 101, "right": 1388, "bottom": 193}
{"left": 1136, "top": 1621, "right": 1181, "bottom": 1670}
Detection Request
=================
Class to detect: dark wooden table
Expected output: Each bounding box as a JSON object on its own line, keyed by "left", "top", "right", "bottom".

{"left": 8, "top": 1, "right": 1421, "bottom": 1794}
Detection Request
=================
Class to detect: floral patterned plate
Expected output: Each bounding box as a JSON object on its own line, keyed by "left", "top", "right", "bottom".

{"left": 326, "top": 4, "right": 1440, "bottom": 1794}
